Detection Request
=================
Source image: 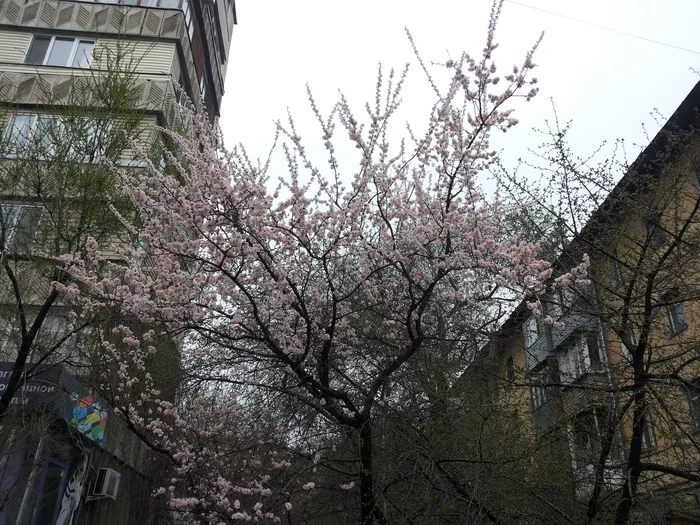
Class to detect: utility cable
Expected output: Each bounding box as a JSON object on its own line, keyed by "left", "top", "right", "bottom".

{"left": 505, "top": 0, "right": 700, "bottom": 56}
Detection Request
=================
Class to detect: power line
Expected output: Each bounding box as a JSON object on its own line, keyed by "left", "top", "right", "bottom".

{"left": 504, "top": 0, "right": 700, "bottom": 56}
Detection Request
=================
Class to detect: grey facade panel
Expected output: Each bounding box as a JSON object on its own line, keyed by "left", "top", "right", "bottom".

{"left": 525, "top": 313, "right": 597, "bottom": 370}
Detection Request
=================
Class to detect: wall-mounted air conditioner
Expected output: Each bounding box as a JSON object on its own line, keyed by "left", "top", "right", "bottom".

{"left": 87, "top": 468, "right": 121, "bottom": 501}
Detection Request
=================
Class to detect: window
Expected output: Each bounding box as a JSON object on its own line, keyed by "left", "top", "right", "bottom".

{"left": 15, "top": 457, "right": 69, "bottom": 525}
{"left": 558, "top": 331, "right": 603, "bottom": 383}
{"left": 665, "top": 294, "right": 688, "bottom": 335}
{"left": 506, "top": 356, "right": 515, "bottom": 382}
{"left": 4, "top": 113, "right": 35, "bottom": 153}
{"left": 569, "top": 406, "right": 617, "bottom": 473}
{"left": 199, "top": 73, "right": 207, "bottom": 102}
{"left": 523, "top": 316, "right": 539, "bottom": 348}
{"left": 33, "top": 460, "right": 68, "bottom": 525}
{"left": 530, "top": 380, "right": 555, "bottom": 430}
{"left": 644, "top": 211, "right": 665, "bottom": 249}
{"left": 183, "top": 0, "right": 194, "bottom": 40}
{"left": 640, "top": 414, "right": 657, "bottom": 452}
{"left": 0, "top": 204, "right": 44, "bottom": 254}
{"left": 0, "top": 315, "right": 19, "bottom": 358}
{"left": 5, "top": 113, "right": 59, "bottom": 156}
{"left": 4, "top": 113, "right": 110, "bottom": 161}
{"left": 546, "top": 291, "right": 563, "bottom": 319}
{"left": 531, "top": 385, "right": 546, "bottom": 409}
{"left": 611, "top": 253, "right": 623, "bottom": 285}
{"left": 619, "top": 328, "right": 637, "bottom": 363}
{"left": 25, "top": 36, "right": 94, "bottom": 68}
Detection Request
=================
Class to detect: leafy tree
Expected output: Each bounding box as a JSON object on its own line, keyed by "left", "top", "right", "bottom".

{"left": 0, "top": 41, "right": 144, "bottom": 424}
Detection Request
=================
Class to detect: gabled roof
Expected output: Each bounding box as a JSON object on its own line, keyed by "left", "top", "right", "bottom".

{"left": 498, "top": 80, "right": 700, "bottom": 335}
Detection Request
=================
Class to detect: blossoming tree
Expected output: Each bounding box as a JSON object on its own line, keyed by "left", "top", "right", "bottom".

{"left": 66, "top": 2, "right": 588, "bottom": 522}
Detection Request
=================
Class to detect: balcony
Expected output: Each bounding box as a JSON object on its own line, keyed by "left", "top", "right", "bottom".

{"left": 0, "top": 0, "right": 199, "bottom": 110}
{"left": 0, "top": 62, "right": 189, "bottom": 125}
{"left": 64, "top": 0, "right": 195, "bottom": 40}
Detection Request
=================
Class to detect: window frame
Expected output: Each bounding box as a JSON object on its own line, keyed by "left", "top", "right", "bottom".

{"left": 506, "top": 356, "right": 515, "bottom": 382}
{"left": 523, "top": 316, "right": 539, "bottom": 348}
{"left": 644, "top": 210, "right": 666, "bottom": 249}
{"left": 0, "top": 203, "right": 44, "bottom": 254}
{"left": 24, "top": 35, "right": 95, "bottom": 69}
{"left": 31, "top": 457, "right": 70, "bottom": 525}
{"left": 663, "top": 290, "right": 688, "bottom": 335}
{"left": 558, "top": 330, "right": 603, "bottom": 384}
{"left": 546, "top": 291, "right": 564, "bottom": 319}
{"left": 4, "top": 112, "right": 111, "bottom": 162}
{"left": 530, "top": 385, "right": 546, "bottom": 409}
{"left": 183, "top": 0, "right": 194, "bottom": 40}
{"left": 667, "top": 301, "right": 688, "bottom": 335}
{"left": 199, "top": 73, "right": 207, "bottom": 102}
{"left": 568, "top": 405, "right": 621, "bottom": 473}
{"left": 640, "top": 414, "right": 657, "bottom": 452}
{"left": 619, "top": 328, "right": 637, "bottom": 363}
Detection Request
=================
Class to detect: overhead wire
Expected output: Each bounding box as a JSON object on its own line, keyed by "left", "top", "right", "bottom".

{"left": 504, "top": 0, "right": 700, "bottom": 56}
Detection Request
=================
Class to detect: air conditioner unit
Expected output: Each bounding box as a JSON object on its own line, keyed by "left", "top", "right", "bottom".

{"left": 89, "top": 468, "right": 121, "bottom": 500}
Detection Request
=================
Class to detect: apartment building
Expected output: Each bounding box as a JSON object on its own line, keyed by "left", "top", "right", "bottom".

{"left": 490, "top": 81, "right": 700, "bottom": 523}
{"left": 0, "top": 0, "right": 236, "bottom": 523}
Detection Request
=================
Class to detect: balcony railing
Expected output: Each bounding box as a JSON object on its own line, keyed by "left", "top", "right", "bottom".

{"left": 70, "top": 0, "right": 194, "bottom": 37}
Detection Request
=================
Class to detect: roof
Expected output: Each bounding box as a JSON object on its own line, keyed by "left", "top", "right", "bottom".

{"left": 498, "top": 80, "right": 700, "bottom": 334}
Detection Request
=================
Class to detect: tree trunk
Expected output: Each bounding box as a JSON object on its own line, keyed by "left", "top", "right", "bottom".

{"left": 359, "top": 419, "right": 385, "bottom": 525}
{"left": 0, "top": 281, "right": 58, "bottom": 426}
{"left": 586, "top": 397, "right": 630, "bottom": 523}
{"left": 614, "top": 390, "right": 646, "bottom": 525}
{"left": 0, "top": 337, "right": 34, "bottom": 425}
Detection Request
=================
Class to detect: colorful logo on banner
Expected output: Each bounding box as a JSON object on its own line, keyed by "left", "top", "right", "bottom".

{"left": 69, "top": 393, "right": 108, "bottom": 446}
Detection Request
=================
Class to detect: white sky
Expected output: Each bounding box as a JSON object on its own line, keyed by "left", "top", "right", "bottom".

{"left": 218, "top": 0, "right": 700, "bottom": 183}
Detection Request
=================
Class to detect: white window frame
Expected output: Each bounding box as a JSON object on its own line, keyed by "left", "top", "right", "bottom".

{"left": 4, "top": 113, "right": 58, "bottom": 157}
{"left": 558, "top": 333, "right": 594, "bottom": 384}
{"left": 24, "top": 35, "right": 95, "bottom": 68}
{"left": 199, "top": 73, "right": 207, "bottom": 102}
{"left": 0, "top": 203, "right": 44, "bottom": 254}
{"left": 667, "top": 300, "right": 687, "bottom": 335}
{"left": 4, "top": 113, "right": 110, "bottom": 162}
{"left": 183, "top": 0, "right": 194, "bottom": 40}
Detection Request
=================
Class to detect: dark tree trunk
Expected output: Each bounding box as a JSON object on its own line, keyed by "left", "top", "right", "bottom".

{"left": 586, "top": 397, "right": 631, "bottom": 524}
{"left": 0, "top": 338, "right": 34, "bottom": 425}
{"left": 359, "top": 419, "right": 386, "bottom": 525}
{"left": 0, "top": 282, "right": 58, "bottom": 426}
{"left": 614, "top": 390, "right": 646, "bottom": 525}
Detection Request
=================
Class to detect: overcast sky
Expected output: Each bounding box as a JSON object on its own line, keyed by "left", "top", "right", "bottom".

{"left": 218, "top": 0, "right": 700, "bottom": 183}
